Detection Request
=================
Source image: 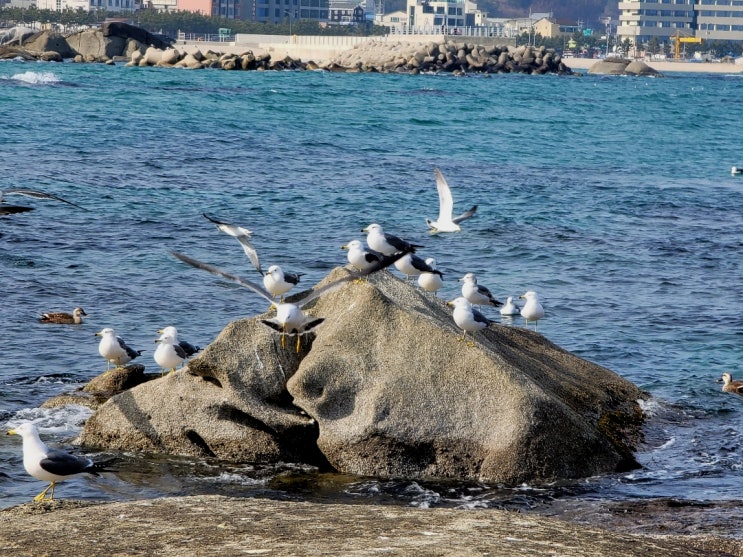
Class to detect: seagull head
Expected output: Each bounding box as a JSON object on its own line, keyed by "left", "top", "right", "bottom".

{"left": 341, "top": 240, "right": 363, "bottom": 251}
{"left": 155, "top": 334, "right": 176, "bottom": 345}
{"left": 95, "top": 327, "right": 116, "bottom": 338}
{"left": 157, "top": 326, "right": 178, "bottom": 337}
{"left": 266, "top": 265, "right": 284, "bottom": 278}
{"left": 7, "top": 422, "right": 37, "bottom": 438}
{"left": 362, "top": 223, "right": 382, "bottom": 235}
{"left": 520, "top": 291, "right": 539, "bottom": 301}
{"left": 447, "top": 297, "right": 472, "bottom": 310}
{"left": 459, "top": 273, "right": 477, "bottom": 284}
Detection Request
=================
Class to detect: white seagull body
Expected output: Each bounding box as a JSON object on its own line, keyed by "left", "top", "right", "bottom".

{"left": 460, "top": 273, "right": 502, "bottom": 308}
{"left": 362, "top": 223, "right": 422, "bottom": 256}
{"left": 263, "top": 264, "right": 304, "bottom": 300}
{"left": 447, "top": 297, "right": 493, "bottom": 344}
{"left": 95, "top": 327, "right": 142, "bottom": 370}
{"left": 499, "top": 296, "right": 521, "bottom": 316}
{"left": 341, "top": 239, "right": 384, "bottom": 272}
{"left": 156, "top": 326, "right": 201, "bottom": 359}
{"left": 7, "top": 422, "right": 109, "bottom": 501}
{"left": 417, "top": 257, "right": 444, "bottom": 294}
{"left": 394, "top": 253, "right": 442, "bottom": 282}
{"left": 425, "top": 168, "right": 477, "bottom": 233}
{"left": 519, "top": 291, "right": 545, "bottom": 331}
{"left": 154, "top": 333, "right": 187, "bottom": 375}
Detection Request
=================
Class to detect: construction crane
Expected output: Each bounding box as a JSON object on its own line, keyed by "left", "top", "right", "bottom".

{"left": 670, "top": 31, "right": 702, "bottom": 60}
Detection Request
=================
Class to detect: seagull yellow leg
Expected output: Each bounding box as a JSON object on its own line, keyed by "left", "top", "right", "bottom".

{"left": 295, "top": 335, "right": 302, "bottom": 352}
{"left": 33, "top": 481, "right": 56, "bottom": 502}
{"left": 281, "top": 333, "right": 286, "bottom": 349}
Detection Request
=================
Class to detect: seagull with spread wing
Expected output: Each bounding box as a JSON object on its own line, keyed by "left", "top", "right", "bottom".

{"left": 425, "top": 168, "right": 477, "bottom": 233}
{"left": 172, "top": 246, "right": 413, "bottom": 352}
{"left": 0, "top": 187, "right": 85, "bottom": 216}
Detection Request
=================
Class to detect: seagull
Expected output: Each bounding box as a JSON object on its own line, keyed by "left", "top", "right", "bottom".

{"left": 417, "top": 257, "right": 444, "bottom": 295}
{"left": 263, "top": 264, "right": 304, "bottom": 301}
{"left": 40, "top": 307, "right": 88, "bottom": 324}
{"left": 156, "top": 326, "right": 201, "bottom": 360}
{"left": 732, "top": 166, "right": 742, "bottom": 176}
{"left": 0, "top": 187, "right": 85, "bottom": 216}
{"left": 447, "top": 296, "right": 494, "bottom": 345}
{"left": 7, "top": 422, "right": 112, "bottom": 502}
{"left": 202, "top": 213, "right": 263, "bottom": 276}
{"left": 95, "top": 327, "right": 143, "bottom": 371}
{"left": 499, "top": 296, "right": 521, "bottom": 317}
{"left": 154, "top": 333, "right": 187, "bottom": 375}
{"left": 341, "top": 239, "right": 384, "bottom": 272}
{"left": 394, "top": 252, "right": 443, "bottom": 283}
{"left": 362, "top": 223, "right": 423, "bottom": 256}
{"left": 425, "top": 168, "right": 477, "bottom": 234}
{"left": 172, "top": 246, "right": 413, "bottom": 352}
{"left": 718, "top": 372, "right": 743, "bottom": 396}
{"left": 460, "top": 273, "right": 502, "bottom": 308}
{"left": 519, "top": 291, "right": 545, "bottom": 331}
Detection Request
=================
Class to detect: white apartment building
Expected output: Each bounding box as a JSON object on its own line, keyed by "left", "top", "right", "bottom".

{"left": 617, "top": 0, "right": 743, "bottom": 44}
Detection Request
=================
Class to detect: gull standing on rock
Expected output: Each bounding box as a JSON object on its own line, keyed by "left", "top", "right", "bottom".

{"left": 417, "top": 257, "right": 444, "bottom": 295}
{"left": 341, "top": 239, "right": 384, "bottom": 272}
{"left": 156, "top": 326, "right": 201, "bottom": 360}
{"left": 154, "top": 333, "right": 187, "bottom": 376}
{"left": 460, "top": 273, "right": 502, "bottom": 308}
{"left": 519, "top": 291, "right": 545, "bottom": 331}
{"left": 394, "top": 253, "right": 443, "bottom": 283}
{"left": 426, "top": 168, "right": 478, "bottom": 233}
{"left": 95, "top": 327, "right": 142, "bottom": 371}
{"left": 447, "top": 297, "right": 494, "bottom": 345}
{"left": 263, "top": 264, "right": 304, "bottom": 301}
{"left": 6, "top": 422, "right": 112, "bottom": 502}
{"left": 362, "top": 223, "right": 423, "bottom": 256}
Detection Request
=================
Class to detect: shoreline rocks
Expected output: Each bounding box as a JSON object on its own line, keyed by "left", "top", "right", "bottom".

{"left": 1, "top": 495, "right": 741, "bottom": 556}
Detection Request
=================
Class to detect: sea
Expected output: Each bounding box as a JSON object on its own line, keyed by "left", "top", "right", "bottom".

{"left": 1, "top": 59, "right": 742, "bottom": 537}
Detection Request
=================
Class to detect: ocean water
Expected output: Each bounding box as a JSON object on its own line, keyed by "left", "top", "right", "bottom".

{"left": 1, "top": 60, "right": 742, "bottom": 535}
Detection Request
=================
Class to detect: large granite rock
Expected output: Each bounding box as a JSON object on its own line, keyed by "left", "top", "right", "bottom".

{"left": 20, "top": 30, "right": 75, "bottom": 58}
{"left": 79, "top": 267, "right": 646, "bottom": 485}
{"left": 588, "top": 57, "right": 661, "bottom": 76}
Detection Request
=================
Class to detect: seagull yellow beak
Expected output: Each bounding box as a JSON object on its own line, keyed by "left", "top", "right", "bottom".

{"left": 341, "top": 244, "right": 349, "bottom": 250}
{"left": 446, "top": 300, "right": 455, "bottom": 307}
{"left": 7, "top": 429, "right": 17, "bottom": 436}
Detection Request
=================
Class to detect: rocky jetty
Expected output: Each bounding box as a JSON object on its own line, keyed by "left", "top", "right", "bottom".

{"left": 1, "top": 22, "right": 571, "bottom": 74}
{"left": 78, "top": 267, "right": 646, "bottom": 486}
{"left": 325, "top": 40, "right": 572, "bottom": 74}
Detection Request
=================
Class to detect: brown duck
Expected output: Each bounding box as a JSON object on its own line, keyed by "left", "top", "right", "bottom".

{"left": 40, "top": 307, "right": 88, "bottom": 325}
{"left": 718, "top": 372, "right": 743, "bottom": 396}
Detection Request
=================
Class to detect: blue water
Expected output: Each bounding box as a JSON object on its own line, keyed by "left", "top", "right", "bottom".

{"left": 1, "top": 60, "right": 742, "bottom": 534}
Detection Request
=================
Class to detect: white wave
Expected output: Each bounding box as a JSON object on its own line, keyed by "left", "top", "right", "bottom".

{"left": 638, "top": 397, "right": 664, "bottom": 417}
{"left": 196, "top": 472, "right": 268, "bottom": 486}
{"left": 9, "top": 70, "right": 60, "bottom": 85}
{"left": 5, "top": 404, "right": 93, "bottom": 433}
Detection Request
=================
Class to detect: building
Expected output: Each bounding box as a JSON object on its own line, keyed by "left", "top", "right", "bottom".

{"left": 617, "top": 0, "right": 743, "bottom": 44}
{"left": 240, "top": 0, "right": 325, "bottom": 22}
{"left": 532, "top": 16, "right": 583, "bottom": 38}
{"left": 405, "top": 0, "right": 479, "bottom": 33}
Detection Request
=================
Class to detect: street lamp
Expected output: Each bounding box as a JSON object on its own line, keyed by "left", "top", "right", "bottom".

{"left": 284, "top": 9, "right": 292, "bottom": 37}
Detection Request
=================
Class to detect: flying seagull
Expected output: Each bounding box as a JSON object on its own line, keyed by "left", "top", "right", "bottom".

{"left": 171, "top": 246, "right": 413, "bottom": 352}
{"left": 425, "top": 168, "right": 477, "bottom": 233}
{"left": 0, "top": 188, "right": 85, "bottom": 216}
{"left": 202, "top": 213, "right": 263, "bottom": 276}
{"left": 7, "top": 422, "right": 112, "bottom": 502}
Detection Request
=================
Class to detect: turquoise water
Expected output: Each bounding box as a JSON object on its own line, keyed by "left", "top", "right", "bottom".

{"left": 1, "top": 60, "right": 742, "bottom": 532}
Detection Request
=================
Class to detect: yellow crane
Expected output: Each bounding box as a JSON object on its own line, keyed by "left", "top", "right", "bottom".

{"left": 670, "top": 31, "right": 702, "bottom": 60}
